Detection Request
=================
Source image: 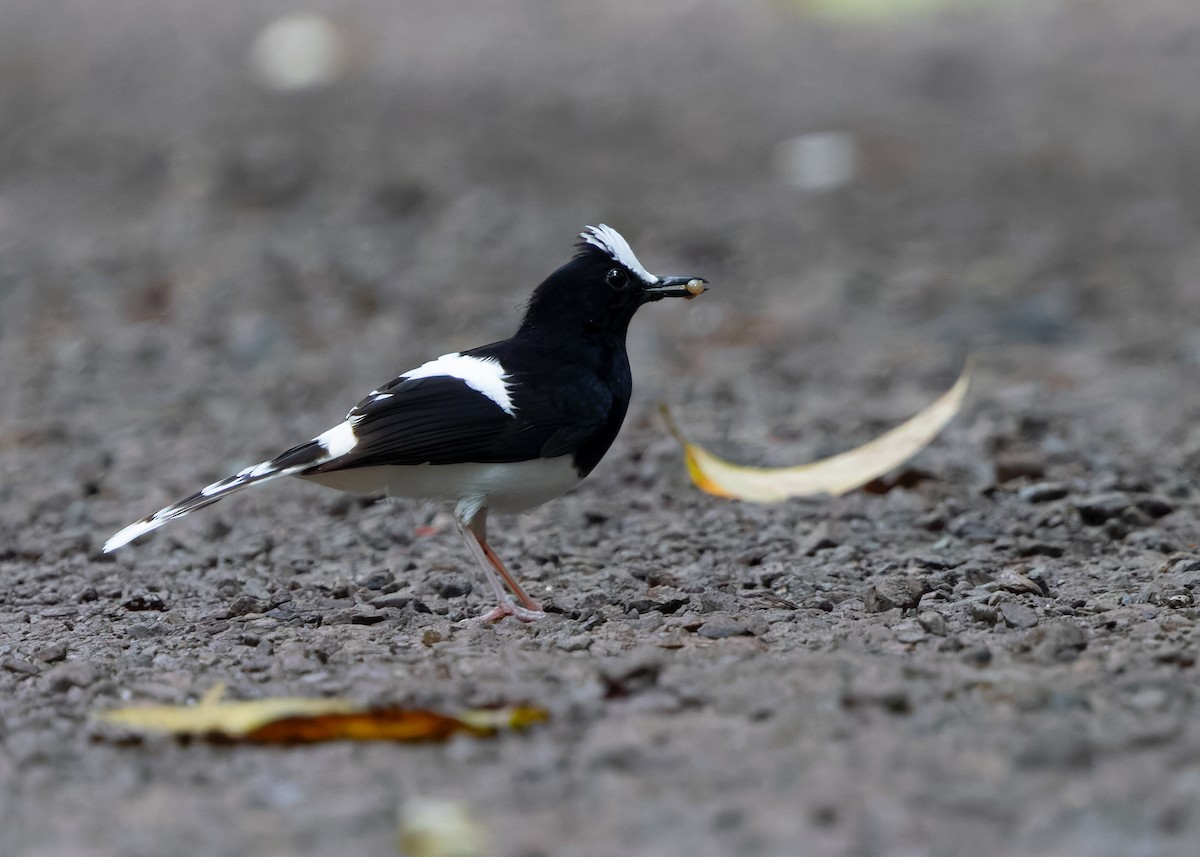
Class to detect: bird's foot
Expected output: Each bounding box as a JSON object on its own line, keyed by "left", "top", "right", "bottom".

{"left": 464, "top": 597, "right": 546, "bottom": 624}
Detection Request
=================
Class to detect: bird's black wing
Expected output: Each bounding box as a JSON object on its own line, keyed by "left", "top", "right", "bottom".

{"left": 303, "top": 373, "right": 609, "bottom": 472}
{"left": 303, "top": 376, "right": 522, "bottom": 470}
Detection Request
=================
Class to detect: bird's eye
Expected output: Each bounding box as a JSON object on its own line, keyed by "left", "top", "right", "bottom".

{"left": 606, "top": 268, "right": 629, "bottom": 288}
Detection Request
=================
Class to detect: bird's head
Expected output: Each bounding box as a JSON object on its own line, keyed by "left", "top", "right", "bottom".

{"left": 518, "top": 224, "right": 707, "bottom": 339}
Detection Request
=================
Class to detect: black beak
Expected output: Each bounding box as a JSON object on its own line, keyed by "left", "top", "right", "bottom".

{"left": 643, "top": 275, "right": 708, "bottom": 301}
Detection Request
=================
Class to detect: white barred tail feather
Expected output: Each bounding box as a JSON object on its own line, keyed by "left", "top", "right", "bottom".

{"left": 102, "top": 435, "right": 335, "bottom": 553}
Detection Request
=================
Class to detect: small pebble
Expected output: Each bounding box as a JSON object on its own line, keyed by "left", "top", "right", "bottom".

{"left": 1000, "top": 602, "right": 1040, "bottom": 628}
{"left": 893, "top": 620, "right": 926, "bottom": 644}
{"left": 740, "top": 614, "right": 771, "bottom": 637}
{"left": 864, "top": 575, "right": 926, "bottom": 612}
{"left": 1027, "top": 618, "right": 1087, "bottom": 660}
{"left": 996, "top": 570, "right": 1047, "bottom": 596}
{"left": 225, "top": 596, "right": 267, "bottom": 618}
{"left": 556, "top": 633, "right": 594, "bottom": 652}
{"left": 123, "top": 593, "right": 168, "bottom": 612}
{"left": 699, "top": 593, "right": 738, "bottom": 613}
{"left": 1, "top": 656, "right": 41, "bottom": 676}
{"left": 917, "top": 610, "right": 948, "bottom": 636}
{"left": 372, "top": 595, "right": 418, "bottom": 609}
{"left": 360, "top": 570, "right": 395, "bottom": 591}
{"left": 967, "top": 603, "right": 999, "bottom": 625}
{"left": 34, "top": 642, "right": 68, "bottom": 663}
{"left": 435, "top": 578, "right": 473, "bottom": 599}
{"left": 45, "top": 661, "right": 96, "bottom": 691}
{"left": 1157, "top": 588, "right": 1194, "bottom": 609}
{"left": 1075, "top": 492, "right": 1132, "bottom": 524}
{"left": 697, "top": 616, "right": 752, "bottom": 639}
{"left": 349, "top": 609, "right": 389, "bottom": 626}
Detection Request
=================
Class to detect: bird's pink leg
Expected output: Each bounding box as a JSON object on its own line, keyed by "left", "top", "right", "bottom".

{"left": 454, "top": 511, "right": 544, "bottom": 622}
{"left": 479, "top": 539, "right": 543, "bottom": 613}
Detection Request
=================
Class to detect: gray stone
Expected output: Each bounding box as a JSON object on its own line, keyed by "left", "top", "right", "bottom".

{"left": 556, "top": 633, "right": 594, "bottom": 652}
{"left": 1154, "top": 588, "right": 1194, "bottom": 609}
{"left": 697, "top": 616, "right": 752, "bottom": 639}
{"left": 1, "top": 656, "right": 41, "bottom": 676}
{"left": 1026, "top": 618, "right": 1087, "bottom": 660}
{"left": 864, "top": 575, "right": 926, "bottom": 612}
{"left": 917, "top": 610, "right": 948, "bottom": 636}
{"left": 1074, "top": 492, "right": 1132, "bottom": 525}
{"left": 739, "top": 614, "right": 771, "bottom": 637}
{"left": 349, "top": 609, "right": 390, "bottom": 626}
{"left": 967, "top": 603, "right": 999, "bottom": 625}
{"left": 225, "top": 595, "right": 267, "bottom": 618}
{"left": 1000, "top": 601, "right": 1039, "bottom": 628}
{"left": 34, "top": 642, "right": 68, "bottom": 663}
{"left": 996, "top": 569, "right": 1048, "bottom": 596}
{"left": 699, "top": 592, "right": 738, "bottom": 613}
{"left": 45, "top": 661, "right": 96, "bottom": 691}
{"left": 434, "top": 578, "right": 473, "bottom": 598}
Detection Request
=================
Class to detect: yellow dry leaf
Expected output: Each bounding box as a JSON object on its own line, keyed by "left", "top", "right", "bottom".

{"left": 663, "top": 360, "right": 972, "bottom": 502}
{"left": 95, "top": 683, "right": 548, "bottom": 744}
{"left": 97, "top": 683, "right": 356, "bottom": 736}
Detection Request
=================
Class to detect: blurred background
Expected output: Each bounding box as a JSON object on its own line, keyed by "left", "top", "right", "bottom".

{"left": 3, "top": 0, "right": 1197, "bottom": 459}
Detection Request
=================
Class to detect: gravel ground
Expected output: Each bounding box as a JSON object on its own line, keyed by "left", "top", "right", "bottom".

{"left": 2, "top": 2, "right": 1199, "bottom": 856}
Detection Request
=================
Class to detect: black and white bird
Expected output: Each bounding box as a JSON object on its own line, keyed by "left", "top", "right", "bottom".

{"left": 104, "top": 225, "right": 707, "bottom": 622}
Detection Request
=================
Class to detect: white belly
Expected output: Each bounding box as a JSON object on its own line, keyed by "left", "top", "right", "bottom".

{"left": 299, "top": 457, "right": 584, "bottom": 514}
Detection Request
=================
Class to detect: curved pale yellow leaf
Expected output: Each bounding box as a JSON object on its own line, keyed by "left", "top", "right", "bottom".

{"left": 662, "top": 360, "right": 972, "bottom": 503}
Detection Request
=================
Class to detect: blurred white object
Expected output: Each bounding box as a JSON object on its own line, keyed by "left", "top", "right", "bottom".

{"left": 776, "top": 131, "right": 858, "bottom": 191}
{"left": 250, "top": 14, "right": 346, "bottom": 92}
{"left": 397, "top": 798, "right": 486, "bottom": 857}
{"left": 796, "top": 0, "right": 969, "bottom": 22}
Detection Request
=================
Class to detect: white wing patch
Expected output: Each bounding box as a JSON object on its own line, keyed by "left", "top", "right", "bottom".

{"left": 581, "top": 224, "right": 659, "bottom": 284}
{"left": 315, "top": 421, "right": 358, "bottom": 458}
{"left": 400, "top": 352, "right": 516, "bottom": 417}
